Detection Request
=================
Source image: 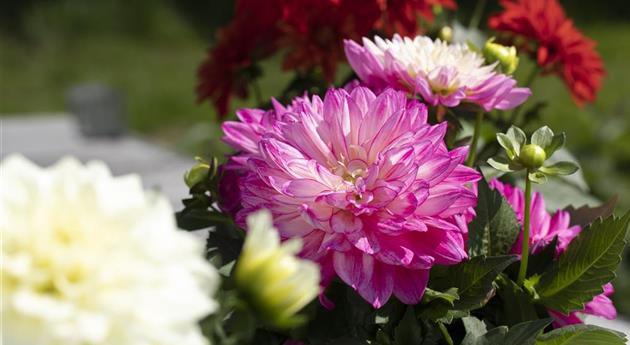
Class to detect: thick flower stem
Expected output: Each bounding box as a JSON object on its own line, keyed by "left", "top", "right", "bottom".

{"left": 517, "top": 172, "right": 533, "bottom": 285}
{"left": 438, "top": 322, "right": 454, "bottom": 345}
{"left": 466, "top": 111, "right": 484, "bottom": 167}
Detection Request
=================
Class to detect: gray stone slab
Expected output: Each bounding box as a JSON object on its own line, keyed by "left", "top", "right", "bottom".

{"left": 1, "top": 114, "right": 193, "bottom": 207}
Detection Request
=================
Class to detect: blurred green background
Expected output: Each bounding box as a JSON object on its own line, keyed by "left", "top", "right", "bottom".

{"left": 1, "top": 0, "right": 629, "bottom": 316}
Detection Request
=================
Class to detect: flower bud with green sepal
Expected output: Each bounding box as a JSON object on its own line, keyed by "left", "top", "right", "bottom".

{"left": 520, "top": 144, "right": 546, "bottom": 169}
{"left": 234, "top": 210, "right": 320, "bottom": 330}
{"left": 488, "top": 125, "right": 579, "bottom": 184}
{"left": 483, "top": 37, "right": 519, "bottom": 74}
{"left": 185, "top": 162, "right": 210, "bottom": 188}
{"left": 184, "top": 156, "right": 219, "bottom": 189}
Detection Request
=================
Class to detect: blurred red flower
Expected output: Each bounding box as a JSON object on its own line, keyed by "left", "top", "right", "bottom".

{"left": 279, "top": 0, "right": 381, "bottom": 82}
{"left": 377, "top": 0, "right": 456, "bottom": 36}
{"left": 198, "top": 0, "right": 457, "bottom": 117}
{"left": 197, "top": 0, "right": 282, "bottom": 116}
{"left": 488, "top": 0, "right": 605, "bottom": 106}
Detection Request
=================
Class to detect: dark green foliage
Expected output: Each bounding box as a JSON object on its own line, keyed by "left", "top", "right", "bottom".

{"left": 468, "top": 178, "right": 521, "bottom": 257}
{"left": 533, "top": 212, "right": 630, "bottom": 313}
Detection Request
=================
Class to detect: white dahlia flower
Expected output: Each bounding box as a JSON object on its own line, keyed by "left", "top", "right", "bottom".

{"left": 1, "top": 155, "right": 218, "bottom": 345}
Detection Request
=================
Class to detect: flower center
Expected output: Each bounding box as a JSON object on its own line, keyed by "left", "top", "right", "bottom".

{"left": 334, "top": 159, "right": 368, "bottom": 184}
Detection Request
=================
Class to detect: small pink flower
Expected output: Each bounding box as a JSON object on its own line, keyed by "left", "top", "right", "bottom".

{"left": 222, "top": 87, "right": 480, "bottom": 308}
{"left": 344, "top": 35, "right": 531, "bottom": 111}
{"left": 490, "top": 179, "right": 617, "bottom": 327}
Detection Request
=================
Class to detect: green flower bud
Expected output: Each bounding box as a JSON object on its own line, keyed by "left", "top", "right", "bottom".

{"left": 235, "top": 210, "right": 320, "bottom": 329}
{"left": 184, "top": 163, "right": 210, "bottom": 188}
{"left": 520, "top": 144, "right": 546, "bottom": 169}
{"left": 483, "top": 38, "right": 519, "bottom": 74}
{"left": 439, "top": 26, "right": 453, "bottom": 43}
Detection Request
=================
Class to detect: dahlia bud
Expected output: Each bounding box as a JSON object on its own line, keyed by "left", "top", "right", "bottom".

{"left": 439, "top": 26, "right": 453, "bottom": 43}
{"left": 519, "top": 144, "right": 546, "bottom": 169}
{"left": 488, "top": 126, "right": 578, "bottom": 184}
{"left": 184, "top": 162, "right": 210, "bottom": 188}
{"left": 234, "top": 210, "right": 320, "bottom": 329}
{"left": 483, "top": 38, "right": 519, "bottom": 74}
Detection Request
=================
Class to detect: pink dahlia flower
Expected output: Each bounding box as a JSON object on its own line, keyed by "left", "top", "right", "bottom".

{"left": 222, "top": 87, "right": 480, "bottom": 308}
{"left": 489, "top": 179, "right": 617, "bottom": 327}
{"left": 344, "top": 35, "right": 531, "bottom": 111}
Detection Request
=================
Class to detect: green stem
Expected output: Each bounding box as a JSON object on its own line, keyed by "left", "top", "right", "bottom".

{"left": 517, "top": 172, "right": 533, "bottom": 285}
{"left": 469, "top": 0, "right": 488, "bottom": 29}
{"left": 509, "top": 65, "right": 540, "bottom": 125}
{"left": 438, "top": 322, "right": 454, "bottom": 345}
{"left": 466, "top": 110, "right": 484, "bottom": 167}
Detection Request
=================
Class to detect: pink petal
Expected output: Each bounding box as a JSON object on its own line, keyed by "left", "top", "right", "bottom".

{"left": 333, "top": 250, "right": 373, "bottom": 290}
{"left": 222, "top": 121, "right": 260, "bottom": 153}
{"left": 282, "top": 179, "right": 331, "bottom": 197}
{"left": 392, "top": 267, "right": 429, "bottom": 304}
{"left": 330, "top": 211, "right": 363, "bottom": 234}
{"left": 549, "top": 310, "right": 583, "bottom": 328}
{"left": 357, "top": 260, "right": 394, "bottom": 308}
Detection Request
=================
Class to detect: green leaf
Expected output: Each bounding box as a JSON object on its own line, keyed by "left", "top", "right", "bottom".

{"left": 468, "top": 178, "right": 520, "bottom": 257}
{"left": 504, "top": 319, "right": 551, "bottom": 345}
{"left": 544, "top": 148, "right": 588, "bottom": 192}
{"left": 462, "top": 326, "right": 508, "bottom": 345}
{"left": 506, "top": 126, "right": 527, "bottom": 153}
{"left": 422, "top": 256, "right": 518, "bottom": 323}
{"left": 528, "top": 171, "right": 547, "bottom": 184}
{"left": 497, "top": 133, "right": 518, "bottom": 160}
{"left": 394, "top": 307, "right": 423, "bottom": 345}
{"left": 539, "top": 161, "right": 579, "bottom": 176}
{"left": 495, "top": 274, "right": 539, "bottom": 326}
{"left": 462, "top": 316, "right": 487, "bottom": 335}
{"left": 535, "top": 324, "right": 627, "bottom": 345}
{"left": 526, "top": 237, "right": 558, "bottom": 276}
{"left": 545, "top": 133, "right": 566, "bottom": 158}
{"left": 563, "top": 196, "right": 618, "bottom": 228}
{"left": 531, "top": 126, "right": 554, "bottom": 149}
{"left": 206, "top": 222, "right": 244, "bottom": 274}
{"left": 488, "top": 157, "right": 515, "bottom": 172}
{"left": 534, "top": 212, "right": 630, "bottom": 313}
{"left": 463, "top": 319, "right": 551, "bottom": 345}
{"left": 520, "top": 178, "right": 600, "bottom": 211}
{"left": 422, "top": 288, "right": 459, "bottom": 305}
{"left": 461, "top": 316, "right": 488, "bottom": 345}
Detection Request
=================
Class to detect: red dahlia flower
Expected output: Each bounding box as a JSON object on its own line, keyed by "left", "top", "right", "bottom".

{"left": 279, "top": 0, "right": 381, "bottom": 82}
{"left": 488, "top": 0, "right": 605, "bottom": 106}
{"left": 197, "top": 0, "right": 282, "bottom": 117}
{"left": 198, "top": 0, "right": 462, "bottom": 116}
{"left": 376, "top": 0, "right": 457, "bottom": 36}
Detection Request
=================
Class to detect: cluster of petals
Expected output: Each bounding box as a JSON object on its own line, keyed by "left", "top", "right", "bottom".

{"left": 1, "top": 156, "right": 218, "bottom": 345}
{"left": 221, "top": 86, "right": 480, "bottom": 308}
{"left": 488, "top": 0, "right": 605, "bottom": 105}
{"left": 344, "top": 35, "right": 531, "bottom": 111}
{"left": 199, "top": 0, "right": 459, "bottom": 117}
{"left": 490, "top": 179, "right": 616, "bottom": 327}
